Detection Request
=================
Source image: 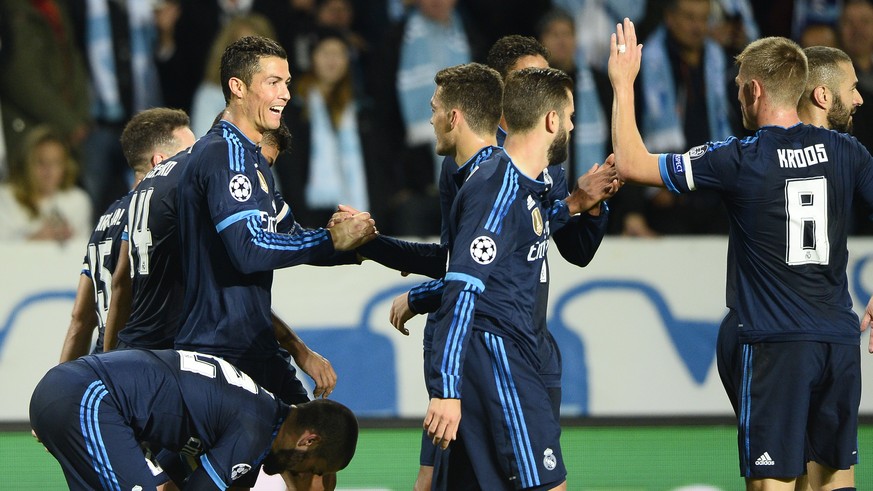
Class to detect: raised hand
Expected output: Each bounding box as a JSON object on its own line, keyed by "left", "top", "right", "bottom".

{"left": 608, "top": 18, "right": 643, "bottom": 91}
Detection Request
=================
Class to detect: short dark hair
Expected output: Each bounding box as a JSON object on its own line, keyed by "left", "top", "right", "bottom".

{"left": 120, "top": 108, "right": 190, "bottom": 172}
{"left": 486, "top": 35, "right": 549, "bottom": 80}
{"left": 434, "top": 63, "right": 504, "bottom": 136}
{"left": 262, "top": 120, "right": 292, "bottom": 154}
{"left": 296, "top": 399, "right": 358, "bottom": 470}
{"left": 220, "top": 35, "right": 287, "bottom": 103}
{"left": 503, "top": 67, "right": 573, "bottom": 133}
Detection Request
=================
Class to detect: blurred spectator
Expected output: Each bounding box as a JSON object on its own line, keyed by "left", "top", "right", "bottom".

{"left": 552, "top": 0, "right": 647, "bottom": 71}
{"left": 276, "top": 29, "right": 391, "bottom": 229}
{"left": 0, "top": 0, "right": 90, "bottom": 168}
{"left": 840, "top": 0, "right": 873, "bottom": 93}
{"left": 793, "top": 0, "right": 842, "bottom": 40}
{"left": 461, "top": 0, "right": 551, "bottom": 50}
{"left": 535, "top": 8, "right": 611, "bottom": 180}
{"left": 189, "top": 14, "right": 277, "bottom": 138}
{"left": 68, "top": 0, "right": 163, "bottom": 218}
{"left": 375, "top": 0, "right": 486, "bottom": 236}
{"left": 636, "top": 0, "right": 734, "bottom": 235}
{"left": 839, "top": 0, "right": 873, "bottom": 233}
{"left": 709, "top": 0, "right": 760, "bottom": 58}
{"left": 799, "top": 22, "right": 839, "bottom": 47}
{"left": 282, "top": 0, "right": 371, "bottom": 96}
{"left": 158, "top": 0, "right": 264, "bottom": 113}
{"left": 0, "top": 126, "right": 92, "bottom": 242}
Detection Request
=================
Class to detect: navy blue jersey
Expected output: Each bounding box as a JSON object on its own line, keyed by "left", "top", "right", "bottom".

{"left": 37, "top": 349, "right": 286, "bottom": 489}
{"left": 82, "top": 194, "right": 132, "bottom": 352}
{"left": 428, "top": 149, "right": 551, "bottom": 399}
{"left": 124, "top": 153, "right": 189, "bottom": 349}
{"left": 174, "top": 121, "right": 352, "bottom": 360}
{"left": 660, "top": 123, "right": 873, "bottom": 345}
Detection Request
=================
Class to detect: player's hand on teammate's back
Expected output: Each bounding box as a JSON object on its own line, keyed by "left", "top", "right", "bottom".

{"left": 424, "top": 398, "right": 461, "bottom": 450}
{"left": 297, "top": 348, "right": 338, "bottom": 398}
{"left": 327, "top": 211, "right": 377, "bottom": 250}
{"left": 566, "top": 153, "right": 621, "bottom": 215}
{"left": 861, "top": 295, "right": 873, "bottom": 354}
{"left": 389, "top": 292, "right": 417, "bottom": 335}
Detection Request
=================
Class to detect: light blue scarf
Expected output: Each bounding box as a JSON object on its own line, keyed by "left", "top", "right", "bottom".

{"left": 305, "top": 90, "right": 369, "bottom": 212}
{"left": 397, "top": 8, "right": 471, "bottom": 179}
{"left": 572, "top": 45, "right": 607, "bottom": 176}
{"left": 86, "top": 0, "right": 160, "bottom": 121}
{"left": 641, "top": 26, "right": 732, "bottom": 153}
{"left": 718, "top": 0, "right": 760, "bottom": 41}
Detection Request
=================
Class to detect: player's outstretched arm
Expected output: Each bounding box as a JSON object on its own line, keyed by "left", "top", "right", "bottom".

{"left": 608, "top": 18, "right": 663, "bottom": 187}
{"left": 59, "top": 274, "right": 98, "bottom": 363}
{"left": 334, "top": 204, "right": 447, "bottom": 279}
{"left": 861, "top": 295, "right": 873, "bottom": 354}
{"left": 272, "top": 310, "right": 337, "bottom": 398}
{"left": 102, "top": 240, "right": 133, "bottom": 352}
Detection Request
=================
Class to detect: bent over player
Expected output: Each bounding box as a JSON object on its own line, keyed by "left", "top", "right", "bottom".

{"left": 31, "top": 349, "right": 358, "bottom": 490}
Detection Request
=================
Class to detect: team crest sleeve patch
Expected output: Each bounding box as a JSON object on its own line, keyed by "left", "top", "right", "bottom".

{"left": 231, "top": 463, "right": 252, "bottom": 480}
{"left": 229, "top": 174, "right": 253, "bottom": 202}
{"left": 470, "top": 236, "right": 497, "bottom": 265}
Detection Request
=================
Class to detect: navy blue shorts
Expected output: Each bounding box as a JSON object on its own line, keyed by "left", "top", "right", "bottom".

{"left": 443, "top": 331, "right": 566, "bottom": 490}
{"left": 718, "top": 326, "right": 860, "bottom": 478}
{"left": 29, "top": 360, "right": 168, "bottom": 491}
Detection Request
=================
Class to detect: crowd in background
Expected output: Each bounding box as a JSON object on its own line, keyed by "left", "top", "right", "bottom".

{"left": 1, "top": 0, "right": 872, "bottom": 240}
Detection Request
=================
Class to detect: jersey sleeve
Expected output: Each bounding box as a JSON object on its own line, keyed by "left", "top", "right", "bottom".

{"left": 658, "top": 138, "right": 742, "bottom": 193}
{"left": 427, "top": 177, "right": 520, "bottom": 399}
{"left": 357, "top": 235, "right": 447, "bottom": 279}
{"left": 552, "top": 203, "right": 609, "bottom": 267}
{"left": 199, "top": 142, "right": 336, "bottom": 274}
{"left": 408, "top": 278, "right": 445, "bottom": 314}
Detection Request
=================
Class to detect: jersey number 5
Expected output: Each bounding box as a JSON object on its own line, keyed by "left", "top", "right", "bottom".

{"left": 785, "top": 177, "right": 829, "bottom": 266}
{"left": 179, "top": 351, "right": 259, "bottom": 394}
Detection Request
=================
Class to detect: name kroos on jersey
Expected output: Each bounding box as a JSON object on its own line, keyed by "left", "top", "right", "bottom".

{"left": 778, "top": 143, "right": 828, "bottom": 169}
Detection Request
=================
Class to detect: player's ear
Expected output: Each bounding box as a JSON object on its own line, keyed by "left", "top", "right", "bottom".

{"left": 228, "top": 77, "right": 247, "bottom": 100}
{"left": 545, "top": 110, "right": 559, "bottom": 134}
{"left": 296, "top": 431, "right": 321, "bottom": 450}
{"left": 811, "top": 85, "right": 829, "bottom": 109}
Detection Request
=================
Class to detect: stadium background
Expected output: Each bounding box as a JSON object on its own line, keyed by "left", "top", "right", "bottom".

{"left": 3, "top": 238, "right": 873, "bottom": 488}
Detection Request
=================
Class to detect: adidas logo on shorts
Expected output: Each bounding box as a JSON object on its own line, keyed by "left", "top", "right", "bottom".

{"left": 755, "top": 452, "right": 775, "bottom": 466}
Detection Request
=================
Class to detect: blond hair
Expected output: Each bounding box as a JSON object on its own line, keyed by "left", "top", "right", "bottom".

{"left": 9, "top": 126, "right": 78, "bottom": 218}
{"left": 735, "top": 36, "right": 808, "bottom": 108}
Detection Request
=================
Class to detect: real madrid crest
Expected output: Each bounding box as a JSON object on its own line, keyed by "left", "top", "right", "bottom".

{"left": 256, "top": 169, "right": 269, "bottom": 193}
{"left": 531, "top": 207, "right": 543, "bottom": 236}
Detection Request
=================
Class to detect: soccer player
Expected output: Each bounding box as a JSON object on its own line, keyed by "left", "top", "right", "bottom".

{"left": 423, "top": 67, "right": 576, "bottom": 490}
{"left": 347, "top": 36, "right": 618, "bottom": 491}
{"left": 58, "top": 108, "right": 194, "bottom": 363}
{"left": 609, "top": 19, "right": 873, "bottom": 490}
{"left": 30, "top": 349, "right": 358, "bottom": 491}
{"left": 173, "top": 35, "right": 374, "bottom": 489}
{"left": 103, "top": 121, "right": 337, "bottom": 398}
